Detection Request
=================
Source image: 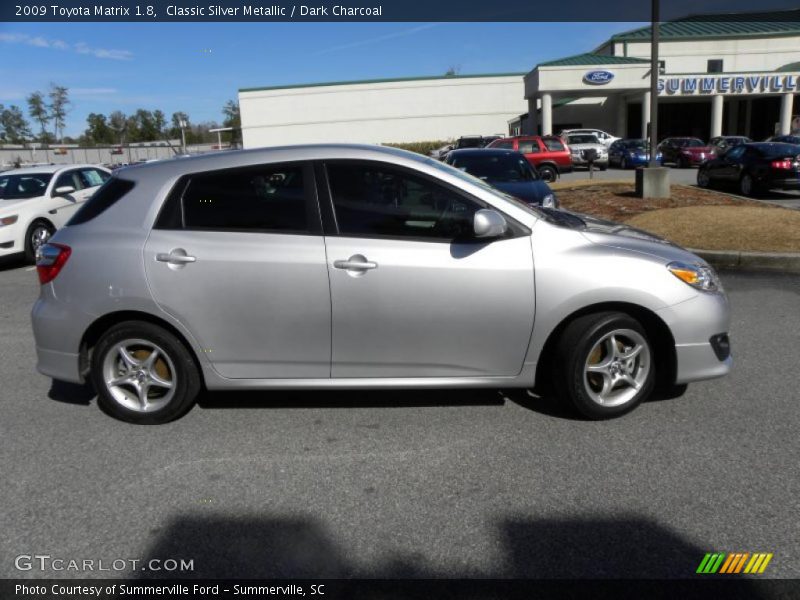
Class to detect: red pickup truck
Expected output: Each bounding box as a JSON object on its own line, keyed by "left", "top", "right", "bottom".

{"left": 487, "top": 136, "right": 573, "bottom": 182}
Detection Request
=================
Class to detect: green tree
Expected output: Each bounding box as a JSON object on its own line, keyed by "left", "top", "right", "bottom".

{"left": 84, "top": 112, "right": 115, "bottom": 145}
{"left": 47, "top": 83, "right": 70, "bottom": 143}
{"left": 27, "top": 91, "right": 50, "bottom": 144}
{"left": 153, "top": 109, "right": 167, "bottom": 139}
{"left": 222, "top": 99, "right": 241, "bottom": 145}
{"left": 0, "top": 105, "right": 33, "bottom": 144}
{"left": 108, "top": 110, "right": 127, "bottom": 144}
{"left": 170, "top": 111, "right": 190, "bottom": 139}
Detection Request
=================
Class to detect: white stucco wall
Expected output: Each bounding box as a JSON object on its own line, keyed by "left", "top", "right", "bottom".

{"left": 239, "top": 75, "right": 527, "bottom": 149}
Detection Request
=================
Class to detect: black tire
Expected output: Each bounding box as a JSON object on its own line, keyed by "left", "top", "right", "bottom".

{"left": 697, "top": 167, "right": 711, "bottom": 189}
{"left": 678, "top": 157, "right": 688, "bottom": 169}
{"left": 620, "top": 157, "right": 627, "bottom": 170}
{"left": 554, "top": 311, "right": 655, "bottom": 419}
{"left": 599, "top": 164, "right": 607, "bottom": 171}
{"left": 23, "top": 220, "right": 55, "bottom": 264}
{"left": 739, "top": 173, "right": 760, "bottom": 197}
{"left": 90, "top": 321, "right": 201, "bottom": 424}
{"left": 538, "top": 165, "right": 557, "bottom": 182}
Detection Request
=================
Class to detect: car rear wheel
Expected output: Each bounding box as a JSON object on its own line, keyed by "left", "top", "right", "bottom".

{"left": 90, "top": 321, "right": 201, "bottom": 424}
{"left": 537, "top": 165, "right": 557, "bottom": 182}
{"left": 555, "top": 312, "right": 655, "bottom": 419}
{"left": 24, "top": 220, "right": 55, "bottom": 264}
{"left": 739, "top": 173, "right": 759, "bottom": 197}
{"left": 620, "top": 157, "right": 627, "bottom": 169}
{"left": 697, "top": 168, "right": 711, "bottom": 188}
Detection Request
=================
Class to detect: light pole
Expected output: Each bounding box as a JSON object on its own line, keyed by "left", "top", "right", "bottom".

{"left": 648, "top": 0, "right": 660, "bottom": 167}
{"left": 179, "top": 119, "right": 187, "bottom": 155}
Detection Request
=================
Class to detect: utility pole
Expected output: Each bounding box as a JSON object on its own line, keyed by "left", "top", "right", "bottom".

{"left": 179, "top": 119, "right": 187, "bottom": 155}
{"left": 648, "top": 0, "right": 660, "bottom": 167}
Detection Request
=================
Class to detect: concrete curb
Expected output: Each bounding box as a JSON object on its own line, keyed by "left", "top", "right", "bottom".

{"left": 689, "top": 248, "right": 800, "bottom": 273}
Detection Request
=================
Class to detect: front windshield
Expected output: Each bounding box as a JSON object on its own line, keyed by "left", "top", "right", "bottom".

{"left": 676, "top": 139, "right": 704, "bottom": 148}
{"left": 567, "top": 135, "right": 599, "bottom": 145}
{"left": 448, "top": 154, "right": 537, "bottom": 183}
{"left": 0, "top": 173, "right": 53, "bottom": 199}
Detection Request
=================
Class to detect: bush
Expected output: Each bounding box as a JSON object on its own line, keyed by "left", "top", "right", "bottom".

{"left": 383, "top": 140, "right": 452, "bottom": 156}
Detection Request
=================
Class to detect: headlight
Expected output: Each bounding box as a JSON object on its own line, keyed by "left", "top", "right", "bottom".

{"left": 542, "top": 193, "right": 558, "bottom": 209}
{"left": 0, "top": 215, "right": 18, "bottom": 227}
{"left": 667, "top": 261, "right": 723, "bottom": 293}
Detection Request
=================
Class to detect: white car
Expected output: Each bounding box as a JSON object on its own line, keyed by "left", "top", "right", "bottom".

{"left": 0, "top": 164, "right": 111, "bottom": 262}
{"left": 560, "top": 128, "right": 619, "bottom": 147}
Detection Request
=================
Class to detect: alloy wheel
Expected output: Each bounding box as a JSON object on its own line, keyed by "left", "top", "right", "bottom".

{"left": 101, "top": 339, "right": 176, "bottom": 413}
{"left": 583, "top": 329, "right": 651, "bottom": 408}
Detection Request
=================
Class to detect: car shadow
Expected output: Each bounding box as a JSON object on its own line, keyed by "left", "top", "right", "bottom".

{"left": 48, "top": 379, "right": 95, "bottom": 406}
{"left": 197, "top": 387, "right": 506, "bottom": 411}
{"left": 0, "top": 255, "right": 27, "bottom": 272}
{"left": 133, "top": 513, "right": 774, "bottom": 597}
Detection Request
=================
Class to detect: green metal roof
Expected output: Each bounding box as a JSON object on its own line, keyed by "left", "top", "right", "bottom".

{"left": 239, "top": 72, "right": 527, "bottom": 93}
{"left": 611, "top": 9, "right": 800, "bottom": 41}
{"left": 776, "top": 61, "right": 800, "bottom": 72}
{"left": 537, "top": 53, "right": 650, "bottom": 68}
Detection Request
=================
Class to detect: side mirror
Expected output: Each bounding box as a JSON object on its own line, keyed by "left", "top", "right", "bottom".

{"left": 473, "top": 209, "right": 508, "bottom": 239}
{"left": 54, "top": 185, "right": 75, "bottom": 196}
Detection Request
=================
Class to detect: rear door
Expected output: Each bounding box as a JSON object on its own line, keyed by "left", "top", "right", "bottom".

{"left": 144, "top": 161, "right": 331, "bottom": 379}
{"left": 319, "top": 160, "right": 535, "bottom": 378}
{"left": 49, "top": 169, "right": 88, "bottom": 227}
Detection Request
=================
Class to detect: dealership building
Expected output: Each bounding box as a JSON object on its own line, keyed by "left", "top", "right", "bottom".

{"left": 240, "top": 9, "right": 800, "bottom": 147}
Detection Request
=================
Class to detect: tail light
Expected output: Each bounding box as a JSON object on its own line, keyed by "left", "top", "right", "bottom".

{"left": 36, "top": 243, "right": 71, "bottom": 284}
{"left": 771, "top": 159, "right": 793, "bottom": 170}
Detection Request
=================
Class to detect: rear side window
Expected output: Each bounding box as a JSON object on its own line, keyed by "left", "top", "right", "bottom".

{"left": 543, "top": 138, "right": 566, "bottom": 151}
{"left": 518, "top": 141, "right": 540, "bottom": 154}
{"left": 179, "top": 164, "right": 309, "bottom": 233}
{"left": 67, "top": 178, "right": 135, "bottom": 225}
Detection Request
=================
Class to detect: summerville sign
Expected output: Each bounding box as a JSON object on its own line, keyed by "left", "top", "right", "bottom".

{"left": 657, "top": 74, "right": 800, "bottom": 96}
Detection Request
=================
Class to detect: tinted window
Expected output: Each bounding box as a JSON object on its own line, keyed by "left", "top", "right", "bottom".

{"left": 182, "top": 164, "right": 308, "bottom": 232}
{"left": 707, "top": 59, "right": 723, "bottom": 73}
{"left": 492, "top": 141, "right": 514, "bottom": 150}
{"left": 0, "top": 173, "right": 52, "bottom": 199}
{"left": 543, "top": 138, "right": 565, "bottom": 151}
{"left": 327, "top": 163, "right": 483, "bottom": 240}
{"left": 68, "top": 178, "right": 135, "bottom": 225}
{"left": 567, "top": 135, "right": 599, "bottom": 145}
{"left": 448, "top": 153, "right": 537, "bottom": 183}
{"left": 518, "top": 141, "right": 540, "bottom": 154}
{"left": 725, "top": 146, "right": 745, "bottom": 160}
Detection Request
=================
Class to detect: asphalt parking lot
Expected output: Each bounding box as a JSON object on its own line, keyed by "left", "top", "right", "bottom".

{"left": 559, "top": 165, "right": 800, "bottom": 210}
{"left": 1, "top": 262, "right": 798, "bottom": 580}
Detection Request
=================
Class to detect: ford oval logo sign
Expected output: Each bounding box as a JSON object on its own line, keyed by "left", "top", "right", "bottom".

{"left": 584, "top": 70, "right": 615, "bottom": 85}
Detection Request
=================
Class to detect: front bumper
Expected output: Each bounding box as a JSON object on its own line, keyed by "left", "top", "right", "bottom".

{"left": 0, "top": 222, "right": 23, "bottom": 257}
{"left": 657, "top": 290, "right": 732, "bottom": 385}
{"left": 571, "top": 156, "right": 609, "bottom": 167}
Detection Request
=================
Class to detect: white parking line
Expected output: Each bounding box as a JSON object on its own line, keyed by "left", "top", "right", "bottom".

{"left": 25, "top": 266, "right": 36, "bottom": 271}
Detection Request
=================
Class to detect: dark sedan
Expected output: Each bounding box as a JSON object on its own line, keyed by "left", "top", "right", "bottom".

{"left": 445, "top": 148, "right": 558, "bottom": 208}
{"left": 709, "top": 135, "right": 751, "bottom": 155}
{"left": 658, "top": 137, "right": 716, "bottom": 168}
{"left": 768, "top": 134, "right": 800, "bottom": 145}
{"left": 697, "top": 142, "right": 800, "bottom": 197}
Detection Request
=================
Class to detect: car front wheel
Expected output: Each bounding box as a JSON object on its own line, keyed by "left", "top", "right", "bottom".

{"left": 555, "top": 312, "right": 655, "bottom": 419}
{"left": 697, "top": 168, "right": 711, "bottom": 188}
{"left": 90, "top": 321, "right": 201, "bottom": 424}
{"left": 739, "top": 173, "right": 759, "bottom": 197}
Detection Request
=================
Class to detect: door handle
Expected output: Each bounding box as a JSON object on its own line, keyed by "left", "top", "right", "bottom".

{"left": 156, "top": 251, "right": 196, "bottom": 264}
{"left": 333, "top": 255, "right": 377, "bottom": 271}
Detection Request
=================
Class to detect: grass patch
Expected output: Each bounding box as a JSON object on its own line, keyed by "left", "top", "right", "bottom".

{"left": 625, "top": 206, "right": 800, "bottom": 252}
{"left": 556, "top": 182, "right": 800, "bottom": 252}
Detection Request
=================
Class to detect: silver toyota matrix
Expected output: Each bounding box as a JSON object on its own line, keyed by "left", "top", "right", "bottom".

{"left": 31, "top": 145, "right": 731, "bottom": 424}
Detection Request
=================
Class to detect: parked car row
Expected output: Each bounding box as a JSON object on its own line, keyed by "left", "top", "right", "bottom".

{"left": 697, "top": 142, "right": 800, "bottom": 196}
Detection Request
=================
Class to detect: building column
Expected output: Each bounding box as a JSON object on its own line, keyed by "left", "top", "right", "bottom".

{"left": 616, "top": 96, "right": 627, "bottom": 138}
{"left": 541, "top": 93, "right": 552, "bottom": 136}
{"left": 779, "top": 92, "right": 794, "bottom": 135}
{"left": 641, "top": 92, "right": 650, "bottom": 139}
{"left": 527, "top": 97, "right": 538, "bottom": 135}
{"left": 711, "top": 95, "right": 724, "bottom": 138}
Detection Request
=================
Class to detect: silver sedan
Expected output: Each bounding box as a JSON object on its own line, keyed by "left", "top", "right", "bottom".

{"left": 31, "top": 144, "right": 731, "bottom": 423}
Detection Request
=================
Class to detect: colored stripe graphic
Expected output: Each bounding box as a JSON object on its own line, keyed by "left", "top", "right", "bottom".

{"left": 700, "top": 552, "right": 774, "bottom": 574}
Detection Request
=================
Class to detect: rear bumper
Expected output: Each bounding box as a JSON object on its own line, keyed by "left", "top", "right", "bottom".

{"left": 36, "top": 347, "right": 83, "bottom": 384}
{"left": 767, "top": 177, "right": 800, "bottom": 190}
